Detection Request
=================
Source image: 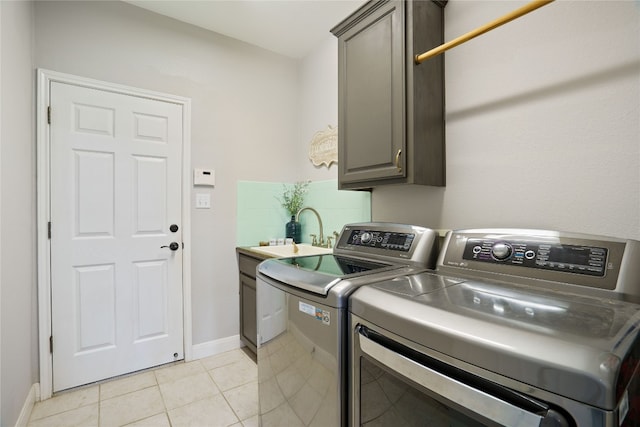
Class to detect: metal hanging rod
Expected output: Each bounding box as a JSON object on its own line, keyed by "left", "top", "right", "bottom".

{"left": 415, "top": 0, "right": 555, "bottom": 64}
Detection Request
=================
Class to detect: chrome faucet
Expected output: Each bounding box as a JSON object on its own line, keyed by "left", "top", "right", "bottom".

{"left": 295, "top": 207, "right": 325, "bottom": 247}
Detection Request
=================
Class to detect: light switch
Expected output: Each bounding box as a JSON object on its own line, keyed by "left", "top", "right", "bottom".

{"left": 196, "top": 193, "right": 211, "bottom": 209}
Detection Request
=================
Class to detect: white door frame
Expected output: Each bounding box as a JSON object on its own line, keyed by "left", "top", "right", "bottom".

{"left": 36, "top": 69, "right": 192, "bottom": 400}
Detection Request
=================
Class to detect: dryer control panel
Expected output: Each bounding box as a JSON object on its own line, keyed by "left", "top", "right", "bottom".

{"left": 437, "top": 229, "right": 640, "bottom": 296}
{"left": 462, "top": 238, "right": 608, "bottom": 277}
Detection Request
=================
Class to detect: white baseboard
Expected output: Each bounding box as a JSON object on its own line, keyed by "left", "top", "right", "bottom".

{"left": 15, "top": 383, "right": 39, "bottom": 427}
{"left": 191, "top": 335, "right": 244, "bottom": 360}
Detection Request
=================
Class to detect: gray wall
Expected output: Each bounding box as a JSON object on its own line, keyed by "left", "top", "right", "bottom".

{"left": 0, "top": 1, "right": 37, "bottom": 425}
{"left": 372, "top": 1, "right": 640, "bottom": 240}
{"left": 33, "top": 0, "right": 302, "bottom": 346}
{"left": 297, "top": 36, "right": 340, "bottom": 180}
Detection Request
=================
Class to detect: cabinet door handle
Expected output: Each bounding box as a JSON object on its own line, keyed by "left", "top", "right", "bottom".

{"left": 395, "top": 149, "right": 402, "bottom": 173}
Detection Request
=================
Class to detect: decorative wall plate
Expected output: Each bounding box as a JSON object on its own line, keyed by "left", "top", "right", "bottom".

{"left": 309, "top": 125, "right": 338, "bottom": 167}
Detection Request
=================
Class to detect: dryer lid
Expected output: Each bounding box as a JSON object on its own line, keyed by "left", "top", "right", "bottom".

{"left": 350, "top": 272, "right": 640, "bottom": 410}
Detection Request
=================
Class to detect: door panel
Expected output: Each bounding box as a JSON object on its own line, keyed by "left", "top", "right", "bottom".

{"left": 133, "top": 156, "right": 167, "bottom": 234}
{"left": 50, "top": 81, "right": 184, "bottom": 391}
{"left": 75, "top": 264, "right": 116, "bottom": 352}
{"left": 74, "top": 150, "right": 114, "bottom": 237}
{"left": 133, "top": 260, "right": 169, "bottom": 341}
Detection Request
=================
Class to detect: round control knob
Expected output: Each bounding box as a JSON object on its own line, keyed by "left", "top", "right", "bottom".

{"left": 360, "top": 232, "right": 372, "bottom": 243}
{"left": 492, "top": 242, "right": 512, "bottom": 260}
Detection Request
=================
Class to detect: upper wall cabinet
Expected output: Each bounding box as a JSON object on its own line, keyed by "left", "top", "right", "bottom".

{"left": 331, "top": 0, "right": 447, "bottom": 189}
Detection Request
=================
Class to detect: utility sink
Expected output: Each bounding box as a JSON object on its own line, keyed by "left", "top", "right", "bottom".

{"left": 249, "top": 244, "right": 332, "bottom": 258}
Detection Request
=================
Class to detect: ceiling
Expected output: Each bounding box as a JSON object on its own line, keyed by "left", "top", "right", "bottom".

{"left": 123, "top": 0, "right": 367, "bottom": 58}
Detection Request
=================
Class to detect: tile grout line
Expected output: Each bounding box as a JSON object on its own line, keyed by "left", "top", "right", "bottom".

{"left": 157, "top": 359, "right": 233, "bottom": 423}
{"left": 154, "top": 367, "right": 170, "bottom": 424}
{"left": 211, "top": 371, "right": 243, "bottom": 426}
{"left": 100, "top": 368, "right": 165, "bottom": 427}
{"left": 28, "top": 385, "right": 101, "bottom": 423}
{"left": 154, "top": 362, "right": 192, "bottom": 427}
{"left": 98, "top": 383, "right": 101, "bottom": 427}
{"left": 219, "top": 385, "right": 252, "bottom": 426}
{"left": 154, "top": 361, "right": 192, "bottom": 427}
{"left": 205, "top": 359, "right": 258, "bottom": 424}
{"left": 30, "top": 350, "right": 256, "bottom": 427}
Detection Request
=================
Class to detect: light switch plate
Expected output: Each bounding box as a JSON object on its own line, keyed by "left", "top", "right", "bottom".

{"left": 196, "top": 193, "right": 211, "bottom": 209}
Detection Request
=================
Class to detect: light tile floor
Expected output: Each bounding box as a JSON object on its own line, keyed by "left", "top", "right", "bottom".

{"left": 28, "top": 349, "right": 258, "bottom": 427}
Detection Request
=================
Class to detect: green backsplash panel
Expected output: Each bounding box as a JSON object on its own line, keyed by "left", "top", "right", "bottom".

{"left": 237, "top": 180, "right": 371, "bottom": 246}
{"left": 237, "top": 181, "right": 285, "bottom": 247}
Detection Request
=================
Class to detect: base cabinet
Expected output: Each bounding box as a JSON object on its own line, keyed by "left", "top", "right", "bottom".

{"left": 331, "top": 0, "right": 447, "bottom": 189}
{"left": 237, "top": 250, "right": 266, "bottom": 354}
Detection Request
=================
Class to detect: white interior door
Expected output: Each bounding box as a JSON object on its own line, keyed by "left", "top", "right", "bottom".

{"left": 49, "top": 81, "right": 184, "bottom": 392}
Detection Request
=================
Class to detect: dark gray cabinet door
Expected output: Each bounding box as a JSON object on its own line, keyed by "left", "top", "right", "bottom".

{"left": 337, "top": 1, "right": 405, "bottom": 186}
{"left": 240, "top": 274, "right": 257, "bottom": 351}
{"left": 332, "top": 0, "right": 446, "bottom": 189}
{"left": 238, "top": 252, "right": 263, "bottom": 354}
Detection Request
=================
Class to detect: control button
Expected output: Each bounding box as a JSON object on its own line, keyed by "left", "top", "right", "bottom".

{"left": 524, "top": 250, "right": 536, "bottom": 260}
{"left": 360, "top": 232, "right": 372, "bottom": 243}
{"left": 472, "top": 245, "right": 482, "bottom": 254}
{"left": 492, "top": 243, "right": 513, "bottom": 260}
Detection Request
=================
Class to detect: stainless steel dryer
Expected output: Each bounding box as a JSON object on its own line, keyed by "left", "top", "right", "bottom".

{"left": 256, "top": 222, "right": 440, "bottom": 427}
{"left": 350, "top": 229, "right": 640, "bottom": 426}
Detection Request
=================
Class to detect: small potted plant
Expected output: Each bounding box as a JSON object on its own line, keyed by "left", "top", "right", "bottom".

{"left": 279, "top": 181, "right": 309, "bottom": 243}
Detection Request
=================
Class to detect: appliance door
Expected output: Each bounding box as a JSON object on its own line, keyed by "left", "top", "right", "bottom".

{"left": 258, "top": 254, "right": 394, "bottom": 296}
{"left": 351, "top": 318, "right": 571, "bottom": 427}
{"left": 257, "top": 275, "right": 345, "bottom": 426}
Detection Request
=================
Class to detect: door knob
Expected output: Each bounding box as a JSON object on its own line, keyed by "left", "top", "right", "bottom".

{"left": 161, "top": 242, "right": 180, "bottom": 251}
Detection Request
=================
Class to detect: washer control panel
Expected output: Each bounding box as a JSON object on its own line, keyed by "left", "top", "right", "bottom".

{"left": 463, "top": 238, "right": 608, "bottom": 277}
{"left": 334, "top": 223, "right": 440, "bottom": 268}
{"left": 346, "top": 229, "right": 415, "bottom": 252}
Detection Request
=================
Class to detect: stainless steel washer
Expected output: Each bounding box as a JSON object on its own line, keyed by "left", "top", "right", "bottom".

{"left": 350, "top": 228, "right": 640, "bottom": 426}
{"left": 256, "top": 223, "right": 440, "bottom": 427}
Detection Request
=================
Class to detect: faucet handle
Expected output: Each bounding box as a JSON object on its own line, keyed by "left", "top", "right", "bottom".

{"left": 326, "top": 236, "right": 333, "bottom": 249}
{"left": 310, "top": 234, "right": 317, "bottom": 246}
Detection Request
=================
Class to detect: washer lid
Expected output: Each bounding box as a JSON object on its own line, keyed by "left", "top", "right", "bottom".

{"left": 350, "top": 272, "right": 640, "bottom": 409}
{"left": 258, "top": 253, "right": 396, "bottom": 295}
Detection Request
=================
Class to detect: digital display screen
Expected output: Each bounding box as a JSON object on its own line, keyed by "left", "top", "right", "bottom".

{"left": 539, "top": 244, "right": 607, "bottom": 276}
{"left": 548, "top": 246, "right": 592, "bottom": 266}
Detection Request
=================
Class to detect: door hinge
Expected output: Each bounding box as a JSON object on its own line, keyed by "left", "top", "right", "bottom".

{"left": 47, "top": 106, "right": 51, "bottom": 125}
{"left": 49, "top": 336, "right": 53, "bottom": 354}
{"left": 48, "top": 221, "right": 52, "bottom": 239}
